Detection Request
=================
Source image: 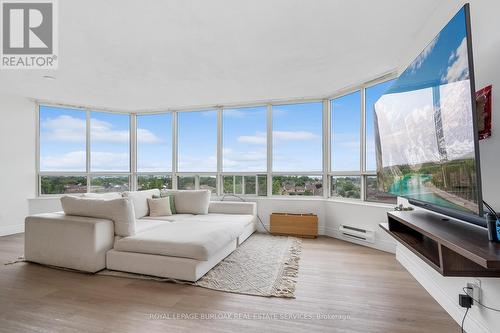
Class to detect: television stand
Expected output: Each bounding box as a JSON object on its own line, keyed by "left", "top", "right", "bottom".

{"left": 380, "top": 210, "right": 500, "bottom": 277}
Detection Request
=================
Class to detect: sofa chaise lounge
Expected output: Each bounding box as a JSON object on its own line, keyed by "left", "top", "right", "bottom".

{"left": 25, "top": 189, "right": 257, "bottom": 282}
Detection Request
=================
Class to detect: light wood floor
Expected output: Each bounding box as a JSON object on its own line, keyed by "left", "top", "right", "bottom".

{"left": 0, "top": 233, "right": 458, "bottom": 333}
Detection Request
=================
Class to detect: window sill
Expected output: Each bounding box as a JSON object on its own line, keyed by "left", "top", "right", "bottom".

{"left": 31, "top": 194, "right": 396, "bottom": 209}
{"left": 324, "top": 197, "right": 394, "bottom": 209}
{"left": 214, "top": 195, "right": 396, "bottom": 208}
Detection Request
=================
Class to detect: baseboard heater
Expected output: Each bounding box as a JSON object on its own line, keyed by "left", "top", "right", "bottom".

{"left": 339, "top": 224, "right": 375, "bottom": 243}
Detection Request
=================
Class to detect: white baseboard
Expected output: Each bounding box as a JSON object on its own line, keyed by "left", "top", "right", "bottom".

{"left": 325, "top": 226, "right": 396, "bottom": 253}
{"left": 0, "top": 224, "right": 24, "bottom": 236}
{"left": 396, "top": 245, "right": 489, "bottom": 333}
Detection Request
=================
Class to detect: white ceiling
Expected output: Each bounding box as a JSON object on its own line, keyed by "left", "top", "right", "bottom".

{"left": 0, "top": 0, "right": 447, "bottom": 111}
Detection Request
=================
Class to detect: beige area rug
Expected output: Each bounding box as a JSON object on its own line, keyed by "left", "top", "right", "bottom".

{"left": 98, "top": 234, "right": 302, "bottom": 298}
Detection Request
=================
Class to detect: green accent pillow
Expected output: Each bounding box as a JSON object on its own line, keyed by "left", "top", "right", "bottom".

{"left": 166, "top": 194, "right": 177, "bottom": 214}
{"left": 154, "top": 193, "right": 176, "bottom": 214}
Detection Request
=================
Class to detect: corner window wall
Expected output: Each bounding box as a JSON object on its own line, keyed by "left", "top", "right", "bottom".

{"left": 37, "top": 75, "right": 398, "bottom": 204}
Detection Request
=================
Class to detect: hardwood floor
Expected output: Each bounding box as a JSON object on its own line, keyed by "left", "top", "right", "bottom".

{"left": 0, "top": 233, "right": 458, "bottom": 333}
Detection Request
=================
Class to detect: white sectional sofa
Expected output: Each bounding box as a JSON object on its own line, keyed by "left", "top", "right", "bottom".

{"left": 25, "top": 189, "right": 257, "bottom": 281}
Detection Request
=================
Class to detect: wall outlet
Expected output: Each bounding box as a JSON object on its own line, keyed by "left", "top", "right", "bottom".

{"left": 466, "top": 279, "right": 481, "bottom": 303}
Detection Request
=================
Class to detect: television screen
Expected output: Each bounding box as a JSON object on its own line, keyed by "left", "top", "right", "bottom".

{"left": 373, "top": 5, "right": 483, "bottom": 219}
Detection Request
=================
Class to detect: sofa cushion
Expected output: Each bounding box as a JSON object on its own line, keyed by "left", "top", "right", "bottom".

{"left": 60, "top": 196, "right": 136, "bottom": 237}
{"left": 164, "top": 190, "right": 211, "bottom": 215}
{"left": 140, "top": 214, "right": 194, "bottom": 222}
{"left": 122, "top": 189, "right": 160, "bottom": 219}
{"left": 113, "top": 221, "right": 241, "bottom": 260}
{"left": 188, "top": 213, "right": 255, "bottom": 229}
{"left": 134, "top": 219, "right": 167, "bottom": 234}
{"left": 147, "top": 197, "right": 172, "bottom": 217}
{"left": 208, "top": 201, "right": 257, "bottom": 215}
{"left": 82, "top": 192, "right": 122, "bottom": 200}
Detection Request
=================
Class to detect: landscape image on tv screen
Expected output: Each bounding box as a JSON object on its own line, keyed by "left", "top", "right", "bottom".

{"left": 373, "top": 6, "right": 480, "bottom": 215}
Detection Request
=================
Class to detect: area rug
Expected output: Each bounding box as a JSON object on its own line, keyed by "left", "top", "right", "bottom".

{"left": 98, "top": 233, "right": 302, "bottom": 298}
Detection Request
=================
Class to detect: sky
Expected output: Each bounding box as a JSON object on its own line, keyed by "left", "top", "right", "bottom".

{"left": 223, "top": 106, "right": 267, "bottom": 172}
{"left": 331, "top": 91, "right": 360, "bottom": 171}
{"left": 374, "top": 6, "right": 474, "bottom": 168}
{"left": 272, "top": 102, "right": 323, "bottom": 172}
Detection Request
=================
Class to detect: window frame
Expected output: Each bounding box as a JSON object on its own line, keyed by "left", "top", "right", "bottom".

{"left": 36, "top": 73, "right": 397, "bottom": 205}
{"left": 326, "top": 76, "right": 397, "bottom": 202}
{"left": 37, "top": 104, "right": 133, "bottom": 196}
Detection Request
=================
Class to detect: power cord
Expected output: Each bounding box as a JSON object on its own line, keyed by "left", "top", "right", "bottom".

{"left": 461, "top": 307, "right": 469, "bottom": 333}
{"left": 220, "top": 194, "right": 270, "bottom": 233}
{"left": 483, "top": 200, "right": 499, "bottom": 219}
{"left": 462, "top": 287, "right": 500, "bottom": 312}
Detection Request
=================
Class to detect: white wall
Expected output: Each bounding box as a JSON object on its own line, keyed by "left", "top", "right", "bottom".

{"left": 394, "top": 1, "right": 500, "bottom": 331}
{"left": 0, "top": 93, "right": 36, "bottom": 236}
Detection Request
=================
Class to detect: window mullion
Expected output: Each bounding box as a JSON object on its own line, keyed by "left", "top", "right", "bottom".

{"left": 267, "top": 104, "right": 272, "bottom": 197}
{"left": 217, "top": 108, "right": 223, "bottom": 196}
{"left": 86, "top": 109, "right": 91, "bottom": 193}
{"left": 130, "top": 113, "right": 137, "bottom": 191}
{"left": 361, "top": 88, "right": 367, "bottom": 200}
{"left": 172, "top": 111, "right": 178, "bottom": 190}
{"left": 323, "top": 99, "right": 330, "bottom": 198}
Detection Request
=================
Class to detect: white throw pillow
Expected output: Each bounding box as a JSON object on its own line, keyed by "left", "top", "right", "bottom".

{"left": 147, "top": 197, "right": 172, "bottom": 217}
{"left": 164, "top": 190, "right": 211, "bottom": 215}
{"left": 122, "top": 189, "right": 160, "bottom": 219}
{"left": 60, "top": 196, "right": 136, "bottom": 237}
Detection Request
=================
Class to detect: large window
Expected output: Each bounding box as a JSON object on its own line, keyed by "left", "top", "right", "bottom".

{"left": 137, "top": 113, "right": 172, "bottom": 172}
{"left": 365, "top": 80, "right": 395, "bottom": 172}
{"left": 38, "top": 106, "right": 131, "bottom": 195}
{"left": 223, "top": 106, "right": 267, "bottom": 172}
{"left": 37, "top": 74, "right": 399, "bottom": 203}
{"left": 90, "top": 112, "right": 130, "bottom": 172}
{"left": 331, "top": 91, "right": 361, "bottom": 172}
{"left": 39, "top": 106, "right": 86, "bottom": 172}
{"left": 272, "top": 102, "right": 323, "bottom": 172}
{"left": 178, "top": 110, "right": 217, "bottom": 172}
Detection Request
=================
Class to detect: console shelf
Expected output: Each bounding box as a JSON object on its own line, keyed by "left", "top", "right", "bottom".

{"left": 380, "top": 210, "right": 500, "bottom": 277}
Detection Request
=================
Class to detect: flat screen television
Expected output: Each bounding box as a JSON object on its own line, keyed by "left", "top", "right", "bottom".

{"left": 373, "top": 4, "right": 485, "bottom": 227}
